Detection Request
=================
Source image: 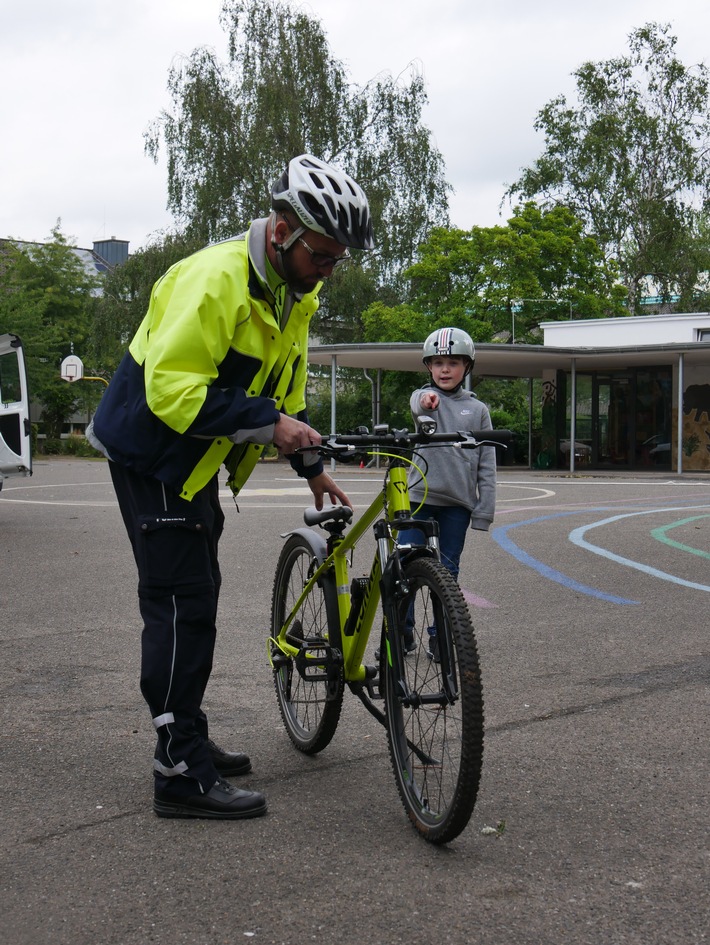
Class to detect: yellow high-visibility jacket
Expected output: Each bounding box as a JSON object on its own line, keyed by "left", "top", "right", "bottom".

{"left": 92, "top": 226, "right": 322, "bottom": 500}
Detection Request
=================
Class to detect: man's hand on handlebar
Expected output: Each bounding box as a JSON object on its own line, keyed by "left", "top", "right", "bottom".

{"left": 272, "top": 414, "right": 322, "bottom": 455}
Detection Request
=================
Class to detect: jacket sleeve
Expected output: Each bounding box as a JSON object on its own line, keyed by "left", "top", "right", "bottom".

{"left": 470, "top": 403, "right": 496, "bottom": 531}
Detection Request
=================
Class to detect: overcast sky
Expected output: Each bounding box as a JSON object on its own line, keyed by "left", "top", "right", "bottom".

{"left": 1, "top": 0, "right": 708, "bottom": 253}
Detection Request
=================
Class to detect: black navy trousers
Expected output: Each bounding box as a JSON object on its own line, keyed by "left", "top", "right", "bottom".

{"left": 109, "top": 461, "right": 226, "bottom": 796}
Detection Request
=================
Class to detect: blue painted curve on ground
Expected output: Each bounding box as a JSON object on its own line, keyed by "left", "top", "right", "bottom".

{"left": 491, "top": 509, "right": 638, "bottom": 605}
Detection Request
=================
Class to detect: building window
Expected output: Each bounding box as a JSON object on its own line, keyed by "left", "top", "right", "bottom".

{"left": 697, "top": 329, "right": 710, "bottom": 342}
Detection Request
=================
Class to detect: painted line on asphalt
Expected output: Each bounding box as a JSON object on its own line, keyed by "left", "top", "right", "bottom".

{"left": 0, "top": 499, "right": 115, "bottom": 507}
{"left": 650, "top": 514, "right": 710, "bottom": 559}
{"left": 492, "top": 509, "right": 639, "bottom": 604}
{"left": 569, "top": 506, "right": 710, "bottom": 592}
{"left": 461, "top": 588, "right": 496, "bottom": 609}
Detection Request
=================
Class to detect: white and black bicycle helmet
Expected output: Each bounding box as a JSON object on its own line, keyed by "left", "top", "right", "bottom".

{"left": 271, "top": 154, "right": 374, "bottom": 250}
{"left": 422, "top": 327, "right": 475, "bottom": 373}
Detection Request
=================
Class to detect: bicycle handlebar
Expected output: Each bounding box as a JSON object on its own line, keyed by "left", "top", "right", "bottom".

{"left": 297, "top": 426, "right": 514, "bottom": 459}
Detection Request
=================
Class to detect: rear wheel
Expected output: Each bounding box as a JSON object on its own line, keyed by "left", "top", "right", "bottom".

{"left": 270, "top": 535, "right": 344, "bottom": 754}
{"left": 382, "top": 556, "right": 484, "bottom": 844}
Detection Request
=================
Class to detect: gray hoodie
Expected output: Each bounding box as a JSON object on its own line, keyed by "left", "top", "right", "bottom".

{"left": 408, "top": 384, "right": 496, "bottom": 531}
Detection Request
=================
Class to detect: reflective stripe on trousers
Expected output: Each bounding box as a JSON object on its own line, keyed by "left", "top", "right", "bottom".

{"left": 109, "top": 462, "right": 225, "bottom": 795}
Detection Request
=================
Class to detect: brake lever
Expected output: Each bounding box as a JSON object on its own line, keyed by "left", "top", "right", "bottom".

{"left": 293, "top": 439, "right": 355, "bottom": 459}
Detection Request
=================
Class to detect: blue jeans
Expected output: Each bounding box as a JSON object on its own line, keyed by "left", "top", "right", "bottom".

{"left": 397, "top": 504, "right": 470, "bottom": 643}
{"left": 397, "top": 504, "right": 470, "bottom": 581}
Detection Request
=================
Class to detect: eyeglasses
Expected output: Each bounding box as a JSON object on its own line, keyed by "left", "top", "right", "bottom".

{"left": 278, "top": 212, "right": 350, "bottom": 269}
{"left": 295, "top": 235, "right": 350, "bottom": 269}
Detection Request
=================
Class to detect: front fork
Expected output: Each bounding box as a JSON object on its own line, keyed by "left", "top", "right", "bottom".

{"left": 377, "top": 515, "right": 440, "bottom": 703}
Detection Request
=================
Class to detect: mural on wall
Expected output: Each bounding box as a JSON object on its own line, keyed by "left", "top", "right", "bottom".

{"left": 535, "top": 376, "right": 558, "bottom": 468}
{"left": 682, "top": 383, "right": 710, "bottom": 471}
{"left": 541, "top": 379, "right": 557, "bottom": 406}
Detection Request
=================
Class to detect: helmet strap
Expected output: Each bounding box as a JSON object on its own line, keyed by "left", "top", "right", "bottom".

{"left": 278, "top": 224, "right": 305, "bottom": 252}
{"left": 270, "top": 213, "right": 303, "bottom": 279}
{"left": 271, "top": 212, "right": 305, "bottom": 254}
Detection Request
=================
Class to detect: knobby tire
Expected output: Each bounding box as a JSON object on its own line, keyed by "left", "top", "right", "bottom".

{"left": 382, "top": 556, "right": 484, "bottom": 844}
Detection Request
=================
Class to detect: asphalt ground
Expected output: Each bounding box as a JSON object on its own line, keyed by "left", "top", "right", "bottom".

{"left": 1, "top": 458, "right": 709, "bottom": 945}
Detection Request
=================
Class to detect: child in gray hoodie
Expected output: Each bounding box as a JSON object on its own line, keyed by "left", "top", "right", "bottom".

{"left": 400, "top": 327, "right": 497, "bottom": 659}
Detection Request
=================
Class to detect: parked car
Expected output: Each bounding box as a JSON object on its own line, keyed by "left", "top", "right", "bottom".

{"left": 560, "top": 439, "right": 592, "bottom": 463}
{"left": 643, "top": 433, "right": 670, "bottom": 463}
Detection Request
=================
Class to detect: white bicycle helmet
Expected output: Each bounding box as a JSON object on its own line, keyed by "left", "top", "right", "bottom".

{"left": 271, "top": 154, "right": 374, "bottom": 250}
{"left": 422, "top": 327, "right": 475, "bottom": 372}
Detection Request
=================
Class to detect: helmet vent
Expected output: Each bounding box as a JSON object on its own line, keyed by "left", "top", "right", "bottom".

{"left": 271, "top": 153, "right": 374, "bottom": 249}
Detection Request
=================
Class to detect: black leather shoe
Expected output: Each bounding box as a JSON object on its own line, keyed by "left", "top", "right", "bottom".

{"left": 207, "top": 738, "right": 252, "bottom": 776}
{"left": 153, "top": 777, "right": 267, "bottom": 820}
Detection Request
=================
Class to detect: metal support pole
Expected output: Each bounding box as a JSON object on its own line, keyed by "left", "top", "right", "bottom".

{"left": 528, "top": 377, "right": 533, "bottom": 469}
{"left": 376, "top": 369, "right": 382, "bottom": 469}
{"left": 677, "top": 353, "right": 684, "bottom": 475}
{"left": 376, "top": 369, "right": 382, "bottom": 426}
{"left": 363, "top": 368, "right": 376, "bottom": 432}
{"left": 570, "top": 358, "right": 577, "bottom": 473}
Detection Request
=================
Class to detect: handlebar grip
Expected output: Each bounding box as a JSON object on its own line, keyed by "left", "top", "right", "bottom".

{"left": 466, "top": 429, "right": 514, "bottom": 445}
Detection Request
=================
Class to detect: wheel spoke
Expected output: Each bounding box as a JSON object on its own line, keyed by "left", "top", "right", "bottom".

{"left": 383, "top": 557, "right": 483, "bottom": 844}
{"left": 271, "top": 536, "right": 343, "bottom": 754}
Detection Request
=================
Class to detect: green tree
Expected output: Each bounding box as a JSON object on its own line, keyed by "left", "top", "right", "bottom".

{"left": 506, "top": 23, "right": 710, "bottom": 311}
{"left": 144, "top": 0, "right": 449, "bottom": 303}
{"left": 306, "top": 367, "right": 377, "bottom": 435}
{"left": 0, "top": 225, "right": 100, "bottom": 438}
{"left": 361, "top": 301, "right": 437, "bottom": 345}
{"left": 358, "top": 204, "right": 626, "bottom": 444}
{"left": 363, "top": 203, "right": 626, "bottom": 346}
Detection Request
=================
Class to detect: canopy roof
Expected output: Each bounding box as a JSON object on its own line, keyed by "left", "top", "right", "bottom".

{"left": 308, "top": 341, "right": 710, "bottom": 377}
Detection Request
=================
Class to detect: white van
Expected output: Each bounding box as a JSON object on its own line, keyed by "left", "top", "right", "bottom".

{"left": 0, "top": 333, "right": 32, "bottom": 490}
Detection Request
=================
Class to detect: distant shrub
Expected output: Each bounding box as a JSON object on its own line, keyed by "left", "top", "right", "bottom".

{"left": 62, "top": 434, "right": 102, "bottom": 457}
{"left": 40, "top": 438, "right": 62, "bottom": 454}
{"left": 37, "top": 435, "right": 102, "bottom": 458}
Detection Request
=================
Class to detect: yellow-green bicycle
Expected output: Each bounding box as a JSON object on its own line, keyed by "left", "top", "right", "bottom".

{"left": 269, "top": 423, "right": 511, "bottom": 844}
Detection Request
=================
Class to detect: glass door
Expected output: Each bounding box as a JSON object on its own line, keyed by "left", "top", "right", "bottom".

{"left": 594, "top": 374, "right": 632, "bottom": 466}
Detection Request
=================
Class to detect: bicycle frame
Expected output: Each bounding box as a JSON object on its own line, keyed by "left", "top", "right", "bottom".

{"left": 272, "top": 457, "right": 436, "bottom": 685}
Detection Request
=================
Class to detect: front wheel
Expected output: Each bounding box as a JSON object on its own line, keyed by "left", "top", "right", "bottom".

{"left": 382, "top": 556, "right": 484, "bottom": 844}
{"left": 270, "top": 534, "right": 344, "bottom": 754}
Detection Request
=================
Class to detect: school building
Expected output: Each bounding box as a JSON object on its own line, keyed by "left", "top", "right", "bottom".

{"left": 308, "top": 312, "right": 710, "bottom": 474}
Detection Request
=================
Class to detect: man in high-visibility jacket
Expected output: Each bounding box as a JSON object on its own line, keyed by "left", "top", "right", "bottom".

{"left": 89, "top": 155, "right": 374, "bottom": 820}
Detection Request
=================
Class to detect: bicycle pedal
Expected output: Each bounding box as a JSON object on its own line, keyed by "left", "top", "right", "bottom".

{"left": 298, "top": 644, "right": 343, "bottom": 701}
{"left": 361, "top": 668, "right": 383, "bottom": 701}
{"left": 295, "top": 642, "right": 342, "bottom": 683}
